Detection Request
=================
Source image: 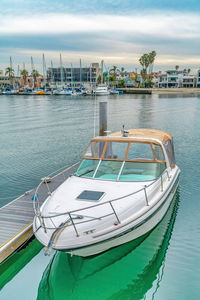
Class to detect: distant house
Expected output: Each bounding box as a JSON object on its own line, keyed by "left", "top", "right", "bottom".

{"left": 196, "top": 70, "right": 200, "bottom": 88}
{"left": 182, "top": 74, "right": 195, "bottom": 88}
{"left": 0, "top": 71, "right": 11, "bottom": 89}
{"left": 158, "top": 70, "right": 195, "bottom": 88}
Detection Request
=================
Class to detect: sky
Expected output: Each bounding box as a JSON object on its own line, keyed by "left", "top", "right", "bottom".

{"left": 1, "top": 0, "right": 200, "bottom": 73}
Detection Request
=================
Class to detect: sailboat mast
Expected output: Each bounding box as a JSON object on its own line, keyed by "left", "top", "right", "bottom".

{"left": 101, "top": 60, "right": 104, "bottom": 84}
{"left": 42, "top": 53, "right": 47, "bottom": 88}
{"left": 71, "top": 63, "right": 73, "bottom": 88}
{"left": 31, "top": 57, "right": 35, "bottom": 88}
{"left": 51, "top": 60, "right": 54, "bottom": 87}
{"left": 90, "top": 64, "right": 92, "bottom": 89}
{"left": 80, "top": 58, "right": 82, "bottom": 88}
{"left": 60, "top": 54, "right": 63, "bottom": 88}
{"left": 10, "top": 56, "right": 13, "bottom": 87}
{"left": 10, "top": 56, "right": 13, "bottom": 70}
{"left": 31, "top": 56, "right": 34, "bottom": 72}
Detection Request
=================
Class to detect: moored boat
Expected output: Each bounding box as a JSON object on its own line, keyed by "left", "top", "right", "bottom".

{"left": 95, "top": 86, "right": 110, "bottom": 96}
{"left": 33, "top": 128, "right": 180, "bottom": 257}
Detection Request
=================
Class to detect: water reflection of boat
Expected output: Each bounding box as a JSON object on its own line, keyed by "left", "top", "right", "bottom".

{"left": 37, "top": 190, "right": 179, "bottom": 300}
{"left": 0, "top": 239, "right": 43, "bottom": 289}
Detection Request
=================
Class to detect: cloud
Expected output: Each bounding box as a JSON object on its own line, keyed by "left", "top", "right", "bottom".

{"left": 0, "top": 12, "right": 200, "bottom": 40}
{"left": 0, "top": 11, "right": 200, "bottom": 70}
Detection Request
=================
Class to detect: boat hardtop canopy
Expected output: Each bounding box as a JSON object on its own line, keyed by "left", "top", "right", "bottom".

{"left": 74, "top": 128, "right": 176, "bottom": 183}
{"left": 93, "top": 128, "right": 173, "bottom": 144}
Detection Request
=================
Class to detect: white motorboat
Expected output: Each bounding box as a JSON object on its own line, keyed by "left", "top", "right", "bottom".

{"left": 95, "top": 86, "right": 110, "bottom": 96}
{"left": 33, "top": 128, "right": 180, "bottom": 257}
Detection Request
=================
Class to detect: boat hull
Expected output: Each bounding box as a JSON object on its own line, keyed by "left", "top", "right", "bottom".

{"left": 66, "top": 177, "right": 179, "bottom": 257}
{"left": 95, "top": 92, "right": 110, "bottom": 96}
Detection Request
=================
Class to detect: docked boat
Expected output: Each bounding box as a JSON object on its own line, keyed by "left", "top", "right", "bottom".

{"left": 95, "top": 86, "right": 110, "bottom": 96}
{"left": 110, "top": 88, "right": 119, "bottom": 95}
{"left": 33, "top": 128, "right": 180, "bottom": 257}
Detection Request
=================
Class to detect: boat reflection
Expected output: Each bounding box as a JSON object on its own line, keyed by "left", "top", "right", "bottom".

{"left": 37, "top": 190, "right": 180, "bottom": 300}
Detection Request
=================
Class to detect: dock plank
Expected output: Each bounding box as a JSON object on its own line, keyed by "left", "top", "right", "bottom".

{"left": 0, "top": 163, "right": 78, "bottom": 263}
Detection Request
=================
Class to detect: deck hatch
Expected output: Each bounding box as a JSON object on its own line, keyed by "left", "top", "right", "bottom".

{"left": 77, "top": 190, "right": 105, "bottom": 201}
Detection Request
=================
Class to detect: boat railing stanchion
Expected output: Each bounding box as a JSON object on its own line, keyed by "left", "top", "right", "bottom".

{"left": 109, "top": 201, "right": 121, "bottom": 224}
{"left": 68, "top": 212, "right": 79, "bottom": 237}
{"left": 41, "top": 216, "right": 47, "bottom": 233}
{"left": 144, "top": 185, "right": 149, "bottom": 206}
{"left": 166, "top": 170, "right": 170, "bottom": 181}
{"left": 161, "top": 175, "right": 163, "bottom": 192}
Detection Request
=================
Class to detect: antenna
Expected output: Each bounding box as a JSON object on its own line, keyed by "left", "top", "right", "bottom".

{"left": 121, "top": 125, "right": 129, "bottom": 137}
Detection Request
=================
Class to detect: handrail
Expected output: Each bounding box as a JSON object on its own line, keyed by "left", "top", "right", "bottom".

{"left": 33, "top": 164, "right": 171, "bottom": 235}
{"left": 33, "top": 162, "right": 80, "bottom": 213}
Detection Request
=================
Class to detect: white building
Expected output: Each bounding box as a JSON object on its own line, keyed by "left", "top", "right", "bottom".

{"left": 196, "top": 70, "right": 200, "bottom": 88}
{"left": 158, "top": 70, "right": 195, "bottom": 88}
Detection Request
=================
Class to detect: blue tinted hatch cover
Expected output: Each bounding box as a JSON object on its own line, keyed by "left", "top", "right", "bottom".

{"left": 77, "top": 190, "right": 105, "bottom": 201}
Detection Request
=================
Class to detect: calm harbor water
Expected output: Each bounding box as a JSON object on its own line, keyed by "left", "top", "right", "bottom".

{"left": 0, "top": 93, "right": 200, "bottom": 299}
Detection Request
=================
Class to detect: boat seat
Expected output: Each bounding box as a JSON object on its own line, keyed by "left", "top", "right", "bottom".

{"left": 98, "top": 174, "right": 155, "bottom": 181}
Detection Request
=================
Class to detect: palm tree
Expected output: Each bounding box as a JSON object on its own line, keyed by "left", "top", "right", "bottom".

{"left": 110, "top": 65, "right": 120, "bottom": 78}
{"left": 187, "top": 68, "right": 191, "bottom": 74}
{"left": 31, "top": 69, "right": 39, "bottom": 88}
{"left": 140, "top": 69, "right": 147, "bottom": 86}
{"left": 5, "top": 67, "right": 14, "bottom": 85}
{"left": 149, "top": 51, "right": 156, "bottom": 74}
{"left": 21, "top": 69, "right": 29, "bottom": 86}
{"left": 175, "top": 65, "right": 179, "bottom": 71}
{"left": 139, "top": 54, "right": 150, "bottom": 72}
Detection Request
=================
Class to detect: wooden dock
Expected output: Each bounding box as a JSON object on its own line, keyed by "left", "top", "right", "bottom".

{"left": 0, "top": 163, "right": 78, "bottom": 263}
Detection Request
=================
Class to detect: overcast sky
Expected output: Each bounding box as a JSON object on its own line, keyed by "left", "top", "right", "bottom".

{"left": 1, "top": 0, "right": 200, "bottom": 72}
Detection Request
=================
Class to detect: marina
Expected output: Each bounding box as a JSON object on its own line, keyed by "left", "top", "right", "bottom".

{"left": 0, "top": 93, "right": 200, "bottom": 299}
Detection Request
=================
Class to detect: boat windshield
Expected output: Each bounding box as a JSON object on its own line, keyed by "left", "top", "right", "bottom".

{"left": 75, "top": 140, "right": 166, "bottom": 181}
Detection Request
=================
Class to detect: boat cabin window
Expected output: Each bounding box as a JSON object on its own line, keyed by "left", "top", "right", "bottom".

{"left": 104, "top": 142, "right": 128, "bottom": 160}
{"left": 163, "top": 139, "right": 175, "bottom": 167}
{"left": 75, "top": 159, "right": 99, "bottom": 177}
{"left": 84, "top": 141, "right": 106, "bottom": 158}
{"left": 75, "top": 140, "right": 167, "bottom": 181}
{"left": 127, "top": 143, "right": 153, "bottom": 160}
{"left": 152, "top": 144, "right": 165, "bottom": 161}
{"left": 95, "top": 160, "right": 122, "bottom": 180}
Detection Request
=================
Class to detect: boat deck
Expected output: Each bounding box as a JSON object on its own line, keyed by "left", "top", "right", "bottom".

{"left": 0, "top": 163, "right": 78, "bottom": 263}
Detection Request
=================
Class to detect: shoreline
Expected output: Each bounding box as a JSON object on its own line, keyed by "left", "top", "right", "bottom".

{"left": 119, "top": 88, "right": 200, "bottom": 94}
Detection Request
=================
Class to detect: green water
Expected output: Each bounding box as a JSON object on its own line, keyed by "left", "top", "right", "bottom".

{"left": 0, "top": 94, "right": 200, "bottom": 299}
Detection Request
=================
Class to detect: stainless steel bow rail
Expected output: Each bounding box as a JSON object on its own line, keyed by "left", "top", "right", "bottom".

{"left": 33, "top": 168, "right": 171, "bottom": 239}
{"left": 0, "top": 162, "right": 79, "bottom": 263}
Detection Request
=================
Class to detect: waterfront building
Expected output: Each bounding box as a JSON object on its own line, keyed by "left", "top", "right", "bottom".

{"left": 182, "top": 75, "right": 196, "bottom": 88}
{"left": 0, "top": 71, "right": 12, "bottom": 89}
{"left": 47, "top": 63, "right": 102, "bottom": 88}
{"left": 196, "top": 70, "right": 200, "bottom": 88}
{"left": 158, "top": 70, "right": 195, "bottom": 88}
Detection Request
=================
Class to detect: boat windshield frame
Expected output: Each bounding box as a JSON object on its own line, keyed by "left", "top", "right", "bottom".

{"left": 75, "top": 139, "right": 168, "bottom": 182}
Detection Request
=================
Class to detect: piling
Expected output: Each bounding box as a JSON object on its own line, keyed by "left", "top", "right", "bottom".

{"left": 99, "top": 101, "right": 107, "bottom": 136}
